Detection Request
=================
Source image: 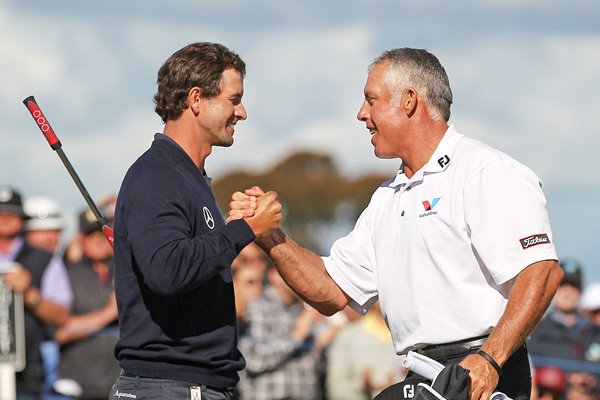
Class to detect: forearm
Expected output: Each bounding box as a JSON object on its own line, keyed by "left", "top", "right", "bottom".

{"left": 138, "top": 220, "right": 254, "bottom": 295}
{"left": 459, "top": 260, "right": 562, "bottom": 400}
{"left": 55, "top": 304, "right": 118, "bottom": 345}
{"left": 240, "top": 335, "right": 307, "bottom": 374}
{"left": 24, "top": 287, "right": 70, "bottom": 326}
{"left": 257, "top": 229, "right": 349, "bottom": 316}
{"left": 480, "top": 260, "right": 563, "bottom": 365}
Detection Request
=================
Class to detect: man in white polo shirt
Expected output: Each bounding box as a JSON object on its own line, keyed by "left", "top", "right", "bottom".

{"left": 230, "top": 48, "right": 563, "bottom": 400}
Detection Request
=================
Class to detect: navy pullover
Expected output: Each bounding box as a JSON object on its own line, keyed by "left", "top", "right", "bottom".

{"left": 113, "top": 134, "right": 255, "bottom": 387}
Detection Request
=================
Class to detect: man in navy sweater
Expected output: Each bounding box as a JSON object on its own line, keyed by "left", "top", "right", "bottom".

{"left": 109, "top": 42, "right": 282, "bottom": 400}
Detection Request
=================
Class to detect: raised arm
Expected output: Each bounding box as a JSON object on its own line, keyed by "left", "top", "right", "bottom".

{"left": 256, "top": 228, "right": 349, "bottom": 316}
{"left": 230, "top": 187, "right": 350, "bottom": 316}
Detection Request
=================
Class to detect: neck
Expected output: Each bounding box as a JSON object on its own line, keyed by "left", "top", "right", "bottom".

{"left": 163, "top": 120, "right": 211, "bottom": 170}
{"left": 401, "top": 119, "right": 448, "bottom": 178}
{"left": 0, "top": 236, "right": 17, "bottom": 253}
{"left": 557, "top": 309, "right": 579, "bottom": 327}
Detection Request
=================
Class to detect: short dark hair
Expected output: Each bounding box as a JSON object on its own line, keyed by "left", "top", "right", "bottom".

{"left": 154, "top": 42, "right": 246, "bottom": 123}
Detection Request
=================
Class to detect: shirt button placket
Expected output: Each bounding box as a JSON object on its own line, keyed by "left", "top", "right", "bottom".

{"left": 401, "top": 185, "right": 412, "bottom": 218}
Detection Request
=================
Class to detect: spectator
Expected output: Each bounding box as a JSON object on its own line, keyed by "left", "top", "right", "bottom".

{"left": 232, "top": 241, "right": 269, "bottom": 273}
{"left": 54, "top": 207, "right": 119, "bottom": 400}
{"left": 533, "top": 366, "right": 566, "bottom": 400}
{"left": 23, "top": 196, "right": 67, "bottom": 254}
{"left": 23, "top": 195, "right": 69, "bottom": 399}
{"left": 0, "top": 185, "right": 72, "bottom": 400}
{"left": 232, "top": 257, "right": 265, "bottom": 336}
{"left": 528, "top": 259, "right": 600, "bottom": 363}
{"left": 326, "top": 301, "right": 406, "bottom": 400}
{"left": 580, "top": 283, "right": 600, "bottom": 364}
{"left": 238, "top": 264, "right": 322, "bottom": 400}
{"left": 63, "top": 194, "right": 116, "bottom": 266}
{"left": 533, "top": 368, "right": 600, "bottom": 400}
{"left": 565, "top": 372, "right": 599, "bottom": 400}
{"left": 581, "top": 283, "right": 600, "bottom": 327}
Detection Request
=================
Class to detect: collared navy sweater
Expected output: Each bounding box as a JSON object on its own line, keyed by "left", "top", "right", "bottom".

{"left": 113, "top": 134, "right": 255, "bottom": 387}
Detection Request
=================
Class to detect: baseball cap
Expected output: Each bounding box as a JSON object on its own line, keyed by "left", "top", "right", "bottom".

{"left": 78, "top": 194, "right": 116, "bottom": 236}
{"left": 580, "top": 283, "right": 600, "bottom": 311}
{"left": 535, "top": 366, "right": 566, "bottom": 393}
{"left": 78, "top": 201, "right": 115, "bottom": 236}
{"left": 24, "top": 196, "right": 66, "bottom": 231}
{"left": 559, "top": 258, "right": 583, "bottom": 290}
{"left": 0, "top": 186, "right": 26, "bottom": 217}
{"left": 78, "top": 208, "right": 103, "bottom": 235}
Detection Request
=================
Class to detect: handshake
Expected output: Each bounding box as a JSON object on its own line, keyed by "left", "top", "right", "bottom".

{"left": 226, "top": 185, "right": 283, "bottom": 241}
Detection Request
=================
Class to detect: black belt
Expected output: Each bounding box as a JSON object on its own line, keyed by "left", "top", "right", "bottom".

{"left": 120, "top": 371, "right": 235, "bottom": 393}
{"left": 415, "top": 335, "right": 488, "bottom": 362}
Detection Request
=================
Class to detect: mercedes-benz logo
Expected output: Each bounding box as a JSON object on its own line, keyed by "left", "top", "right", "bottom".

{"left": 203, "top": 206, "right": 215, "bottom": 229}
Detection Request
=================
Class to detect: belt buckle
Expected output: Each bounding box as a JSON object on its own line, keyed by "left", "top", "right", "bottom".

{"left": 190, "top": 386, "right": 202, "bottom": 400}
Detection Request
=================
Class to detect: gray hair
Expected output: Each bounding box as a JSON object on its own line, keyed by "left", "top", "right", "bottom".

{"left": 370, "top": 48, "right": 452, "bottom": 122}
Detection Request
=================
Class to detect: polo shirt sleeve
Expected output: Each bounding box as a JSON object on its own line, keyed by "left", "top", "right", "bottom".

{"left": 40, "top": 255, "right": 73, "bottom": 306}
{"left": 322, "top": 207, "right": 378, "bottom": 314}
{"left": 464, "top": 157, "right": 558, "bottom": 285}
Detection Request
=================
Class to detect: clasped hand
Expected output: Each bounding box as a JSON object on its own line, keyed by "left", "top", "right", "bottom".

{"left": 227, "top": 185, "right": 282, "bottom": 238}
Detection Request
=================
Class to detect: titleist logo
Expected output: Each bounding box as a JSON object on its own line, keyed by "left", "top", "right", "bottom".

{"left": 520, "top": 234, "right": 550, "bottom": 249}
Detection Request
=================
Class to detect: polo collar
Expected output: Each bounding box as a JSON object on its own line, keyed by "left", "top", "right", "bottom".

{"left": 388, "top": 125, "right": 463, "bottom": 187}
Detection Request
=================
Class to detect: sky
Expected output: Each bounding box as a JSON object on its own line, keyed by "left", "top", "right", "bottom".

{"left": 1, "top": 1, "right": 599, "bottom": 284}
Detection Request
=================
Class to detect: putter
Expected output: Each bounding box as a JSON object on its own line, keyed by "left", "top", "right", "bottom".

{"left": 22, "top": 96, "right": 114, "bottom": 247}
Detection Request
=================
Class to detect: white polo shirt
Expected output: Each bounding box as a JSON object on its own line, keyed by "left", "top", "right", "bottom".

{"left": 322, "top": 125, "right": 557, "bottom": 354}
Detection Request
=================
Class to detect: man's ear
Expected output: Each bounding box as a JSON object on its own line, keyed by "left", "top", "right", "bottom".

{"left": 188, "top": 87, "right": 202, "bottom": 114}
{"left": 403, "top": 88, "right": 418, "bottom": 117}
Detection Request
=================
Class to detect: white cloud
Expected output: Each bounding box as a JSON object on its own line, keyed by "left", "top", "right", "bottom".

{"left": 208, "top": 24, "right": 389, "bottom": 177}
{"left": 444, "top": 32, "right": 600, "bottom": 186}
{"left": 0, "top": 9, "right": 64, "bottom": 103}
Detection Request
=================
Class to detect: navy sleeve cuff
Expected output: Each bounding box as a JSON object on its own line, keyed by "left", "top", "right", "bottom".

{"left": 226, "top": 218, "right": 256, "bottom": 250}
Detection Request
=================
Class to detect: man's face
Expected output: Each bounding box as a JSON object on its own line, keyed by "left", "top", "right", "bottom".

{"left": 232, "top": 243, "right": 266, "bottom": 271}
{"left": 357, "top": 62, "right": 406, "bottom": 159}
{"left": 553, "top": 283, "right": 581, "bottom": 313}
{"left": 197, "top": 68, "right": 247, "bottom": 147}
{"left": 233, "top": 267, "right": 264, "bottom": 302}
{"left": 0, "top": 212, "right": 23, "bottom": 239}
{"left": 82, "top": 230, "right": 113, "bottom": 262}
{"left": 26, "top": 229, "right": 62, "bottom": 253}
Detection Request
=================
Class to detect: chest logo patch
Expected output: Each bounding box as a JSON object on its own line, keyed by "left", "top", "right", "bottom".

{"left": 520, "top": 233, "right": 550, "bottom": 249}
{"left": 422, "top": 198, "right": 440, "bottom": 211}
{"left": 203, "top": 206, "right": 215, "bottom": 229}
{"left": 419, "top": 197, "right": 441, "bottom": 218}
{"left": 438, "top": 155, "right": 450, "bottom": 168}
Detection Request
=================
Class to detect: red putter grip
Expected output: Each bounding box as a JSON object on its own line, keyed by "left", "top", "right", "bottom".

{"left": 103, "top": 225, "right": 115, "bottom": 248}
{"left": 23, "top": 96, "right": 62, "bottom": 150}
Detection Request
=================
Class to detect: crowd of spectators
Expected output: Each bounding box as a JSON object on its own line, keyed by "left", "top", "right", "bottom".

{"left": 0, "top": 186, "right": 118, "bottom": 400}
{"left": 528, "top": 259, "right": 600, "bottom": 400}
{"left": 1, "top": 184, "right": 599, "bottom": 400}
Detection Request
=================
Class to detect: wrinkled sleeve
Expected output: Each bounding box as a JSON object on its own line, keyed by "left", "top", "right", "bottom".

{"left": 322, "top": 206, "right": 379, "bottom": 314}
{"left": 464, "top": 157, "right": 557, "bottom": 285}
{"left": 40, "top": 255, "right": 73, "bottom": 306}
{"left": 124, "top": 167, "right": 255, "bottom": 295}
